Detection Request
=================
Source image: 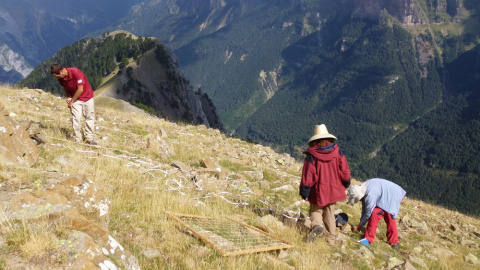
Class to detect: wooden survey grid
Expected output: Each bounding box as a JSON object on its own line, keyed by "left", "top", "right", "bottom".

{"left": 165, "top": 211, "right": 293, "bottom": 256}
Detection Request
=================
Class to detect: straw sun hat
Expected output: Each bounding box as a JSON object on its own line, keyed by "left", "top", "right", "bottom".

{"left": 307, "top": 124, "right": 338, "bottom": 143}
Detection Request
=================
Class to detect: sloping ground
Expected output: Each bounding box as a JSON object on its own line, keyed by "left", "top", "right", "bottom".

{"left": 0, "top": 85, "right": 479, "bottom": 269}
{"left": 94, "top": 70, "right": 147, "bottom": 115}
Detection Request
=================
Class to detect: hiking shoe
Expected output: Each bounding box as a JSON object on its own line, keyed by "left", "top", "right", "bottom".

{"left": 87, "top": 140, "right": 98, "bottom": 145}
{"left": 306, "top": 225, "right": 324, "bottom": 243}
{"left": 358, "top": 238, "right": 370, "bottom": 246}
{"left": 391, "top": 243, "right": 399, "bottom": 250}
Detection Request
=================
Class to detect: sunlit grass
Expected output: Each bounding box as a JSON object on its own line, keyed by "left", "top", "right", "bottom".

{"left": 20, "top": 230, "right": 58, "bottom": 259}
{"left": 6, "top": 221, "right": 57, "bottom": 259}
{"left": 1, "top": 84, "right": 480, "bottom": 270}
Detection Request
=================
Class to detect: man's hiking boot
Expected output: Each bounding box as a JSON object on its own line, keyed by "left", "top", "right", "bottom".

{"left": 391, "top": 243, "right": 399, "bottom": 250}
{"left": 306, "top": 225, "right": 324, "bottom": 243}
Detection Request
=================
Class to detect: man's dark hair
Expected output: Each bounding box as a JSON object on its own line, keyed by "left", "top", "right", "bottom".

{"left": 50, "top": 63, "right": 63, "bottom": 74}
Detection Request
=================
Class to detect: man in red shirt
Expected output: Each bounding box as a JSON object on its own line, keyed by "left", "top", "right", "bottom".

{"left": 50, "top": 63, "right": 97, "bottom": 145}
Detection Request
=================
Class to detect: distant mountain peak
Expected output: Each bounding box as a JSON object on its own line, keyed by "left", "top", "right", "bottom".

{"left": 0, "top": 44, "right": 33, "bottom": 81}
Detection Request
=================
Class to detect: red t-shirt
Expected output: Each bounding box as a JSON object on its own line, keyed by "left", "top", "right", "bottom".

{"left": 58, "top": 67, "right": 94, "bottom": 101}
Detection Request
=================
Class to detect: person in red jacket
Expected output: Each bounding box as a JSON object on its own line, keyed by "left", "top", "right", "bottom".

{"left": 51, "top": 63, "right": 97, "bottom": 145}
{"left": 299, "top": 124, "right": 351, "bottom": 245}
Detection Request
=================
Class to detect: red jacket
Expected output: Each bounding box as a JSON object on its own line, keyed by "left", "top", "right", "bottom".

{"left": 300, "top": 144, "right": 351, "bottom": 206}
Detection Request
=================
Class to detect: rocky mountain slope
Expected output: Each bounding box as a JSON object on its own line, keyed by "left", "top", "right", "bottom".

{"left": 1, "top": 85, "right": 479, "bottom": 269}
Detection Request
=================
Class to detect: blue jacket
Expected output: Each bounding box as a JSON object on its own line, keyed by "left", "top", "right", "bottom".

{"left": 359, "top": 178, "right": 406, "bottom": 226}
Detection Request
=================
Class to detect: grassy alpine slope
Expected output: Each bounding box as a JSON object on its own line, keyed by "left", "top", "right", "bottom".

{"left": 1, "top": 84, "right": 479, "bottom": 269}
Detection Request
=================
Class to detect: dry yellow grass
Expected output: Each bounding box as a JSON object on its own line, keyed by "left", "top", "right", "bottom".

{"left": 19, "top": 230, "right": 58, "bottom": 259}
{"left": 1, "top": 84, "right": 479, "bottom": 270}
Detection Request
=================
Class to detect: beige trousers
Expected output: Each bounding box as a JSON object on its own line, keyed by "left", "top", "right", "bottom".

{"left": 71, "top": 98, "right": 95, "bottom": 143}
{"left": 309, "top": 203, "right": 336, "bottom": 241}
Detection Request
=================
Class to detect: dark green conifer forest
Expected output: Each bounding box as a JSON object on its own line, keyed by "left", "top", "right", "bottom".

{"left": 358, "top": 44, "right": 480, "bottom": 215}
{"left": 236, "top": 17, "right": 442, "bottom": 162}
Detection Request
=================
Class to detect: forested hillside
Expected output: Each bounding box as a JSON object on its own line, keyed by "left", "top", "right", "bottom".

{"left": 236, "top": 15, "right": 442, "bottom": 161}
{"left": 109, "top": 0, "right": 340, "bottom": 130}
{"left": 234, "top": 10, "right": 480, "bottom": 215}
{"left": 358, "top": 44, "right": 480, "bottom": 215}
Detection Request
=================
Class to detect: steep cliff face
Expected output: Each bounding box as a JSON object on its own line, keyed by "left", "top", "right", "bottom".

{"left": 99, "top": 36, "right": 223, "bottom": 129}
{"left": 0, "top": 8, "right": 34, "bottom": 82}
{"left": 352, "top": 0, "right": 423, "bottom": 25}
{"left": 0, "top": 44, "right": 33, "bottom": 82}
{"left": 352, "top": 0, "right": 464, "bottom": 25}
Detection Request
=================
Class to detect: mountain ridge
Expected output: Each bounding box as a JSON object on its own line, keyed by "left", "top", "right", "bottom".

{"left": 18, "top": 31, "right": 223, "bottom": 129}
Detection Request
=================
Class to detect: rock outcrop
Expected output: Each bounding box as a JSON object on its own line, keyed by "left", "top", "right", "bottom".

{"left": 0, "top": 101, "right": 38, "bottom": 167}
{"left": 2, "top": 174, "right": 139, "bottom": 270}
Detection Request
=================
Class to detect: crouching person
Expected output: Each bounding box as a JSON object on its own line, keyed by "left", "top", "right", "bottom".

{"left": 347, "top": 178, "right": 406, "bottom": 249}
{"left": 299, "top": 124, "right": 351, "bottom": 245}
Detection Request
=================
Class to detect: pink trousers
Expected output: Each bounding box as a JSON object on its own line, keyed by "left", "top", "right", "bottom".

{"left": 364, "top": 207, "right": 398, "bottom": 245}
